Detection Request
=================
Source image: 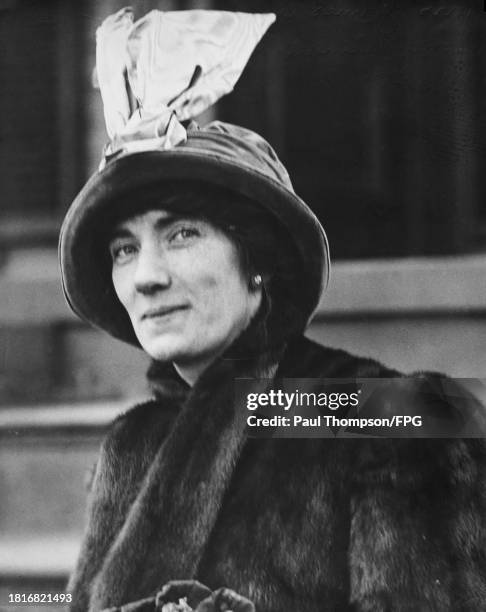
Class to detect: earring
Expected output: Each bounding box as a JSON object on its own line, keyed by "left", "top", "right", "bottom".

{"left": 250, "top": 274, "right": 262, "bottom": 289}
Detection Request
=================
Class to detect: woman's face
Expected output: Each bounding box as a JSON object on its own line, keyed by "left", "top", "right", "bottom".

{"left": 109, "top": 209, "right": 262, "bottom": 371}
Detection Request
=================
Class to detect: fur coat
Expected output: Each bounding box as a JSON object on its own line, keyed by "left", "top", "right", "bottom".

{"left": 68, "top": 335, "right": 486, "bottom": 612}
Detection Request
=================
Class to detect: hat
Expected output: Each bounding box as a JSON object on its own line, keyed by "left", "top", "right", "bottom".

{"left": 59, "top": 9, "right": 330, "bottom": 347}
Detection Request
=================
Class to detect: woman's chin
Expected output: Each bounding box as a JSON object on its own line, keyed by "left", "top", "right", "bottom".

{"left": 136, "top": 332, "right": 200, "bottom": 364}
{"left": 139, "top": 336, "right": 186, "bottom": 362}
{"left": 138, "top": 333, "right": 229, "bottom": 376}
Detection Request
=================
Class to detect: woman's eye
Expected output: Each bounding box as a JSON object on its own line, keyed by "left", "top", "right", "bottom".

{"left": 110, "top": 243, "right": 137, "bottom": 263}
{"left": 170, "top": 227, "right": 200, "bottom": 243}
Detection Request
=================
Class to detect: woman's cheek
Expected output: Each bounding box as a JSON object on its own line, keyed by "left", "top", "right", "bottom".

{"left": 112, "top": 269, "right": 131, "bottom": 309}
{"left": 201, "top": 283, "right": 225, "bottom": 326}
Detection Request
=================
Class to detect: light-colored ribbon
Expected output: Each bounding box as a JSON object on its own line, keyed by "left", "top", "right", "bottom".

{"left": 95, "top": 8, "right": 275, "bottom": 167}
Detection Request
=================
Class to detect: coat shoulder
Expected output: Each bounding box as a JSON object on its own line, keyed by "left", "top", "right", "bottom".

{"left": 283, "top": 336, "right": 486, "bottom": 478}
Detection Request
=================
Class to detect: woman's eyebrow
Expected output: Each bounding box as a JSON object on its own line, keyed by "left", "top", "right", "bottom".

{"left": 153, "top": 215, "right": 204, "bottom": 233}
{"left": 153, "top": 214, "right": 182, "bottom": 232}
{"left": 108, "top": 227, "right": 134, "bottom": 243}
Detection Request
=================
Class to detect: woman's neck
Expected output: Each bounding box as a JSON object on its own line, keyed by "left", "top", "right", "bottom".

{"left": 173, "top": 357, "right": 216, "bottom": 387}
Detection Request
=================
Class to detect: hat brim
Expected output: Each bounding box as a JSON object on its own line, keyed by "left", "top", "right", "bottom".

{"left": 59, "top": 148, "right": 330, "bottom": 347}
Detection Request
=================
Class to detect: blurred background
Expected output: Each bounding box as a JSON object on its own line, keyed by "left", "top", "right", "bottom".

{"left": 1, "top": 0, "right": 485, "bottom": 607}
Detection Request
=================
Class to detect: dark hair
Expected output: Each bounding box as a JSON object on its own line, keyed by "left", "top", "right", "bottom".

{"left": 97, "top": 180, "right": 308, "bottom": 349}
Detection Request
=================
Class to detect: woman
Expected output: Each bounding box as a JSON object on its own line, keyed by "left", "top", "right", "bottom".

{"left": 60, "top": 8, "right": 486, "bottom": 612}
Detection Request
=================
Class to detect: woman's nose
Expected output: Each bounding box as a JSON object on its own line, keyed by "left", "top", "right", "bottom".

{"left": 134, "top": 245, "right": 171, "bottom": 295}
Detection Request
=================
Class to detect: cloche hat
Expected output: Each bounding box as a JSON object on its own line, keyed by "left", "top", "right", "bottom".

{"left": 59, "top": 8, "right": 330, "bottom": 347}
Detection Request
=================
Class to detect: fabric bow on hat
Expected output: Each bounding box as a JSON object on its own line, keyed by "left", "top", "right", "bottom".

{"left": 95, "top": 7, "right": 275, "bottom": 166}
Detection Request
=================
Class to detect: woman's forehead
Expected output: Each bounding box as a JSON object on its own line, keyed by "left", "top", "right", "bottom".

{"left": 112, "top": 209, "right": 203, "bottom": 232}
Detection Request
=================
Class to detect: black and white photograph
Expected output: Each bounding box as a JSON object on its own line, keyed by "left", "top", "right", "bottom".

{"left": 1, "top": 1, "right": 486, "bottom": 610}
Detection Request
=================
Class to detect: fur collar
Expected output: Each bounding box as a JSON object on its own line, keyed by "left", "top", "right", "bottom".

{"left": 88, "top": 343, "right": 283, "bottom": 610}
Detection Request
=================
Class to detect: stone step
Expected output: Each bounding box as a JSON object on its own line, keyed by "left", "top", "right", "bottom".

{"left": 0, "top": 401, "right": 136, "bottom": 585}
{"left": 0, "top": 536, "right": 80, "bottom": 580}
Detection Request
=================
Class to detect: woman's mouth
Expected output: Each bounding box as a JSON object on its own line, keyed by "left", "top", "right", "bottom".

{"left": 142, "top": 305, "right": 189, "bottom": 321}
